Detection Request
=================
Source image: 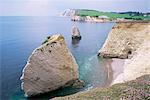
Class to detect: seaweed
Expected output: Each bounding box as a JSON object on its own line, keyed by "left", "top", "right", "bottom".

{"left": 42, "top": 36, "right": 51, "bottom": 45}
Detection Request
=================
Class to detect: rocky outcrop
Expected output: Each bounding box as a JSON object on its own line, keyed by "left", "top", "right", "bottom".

{"left": 98, "top": 22, "right": 150, "bottom": 58}
{"left": 71, "top": 26, "right": 81, "bottom": 39}
{"left": 53, "top": 75, "right": 150, "bottom": 100}
{"left": 20, "top": 34, "right": 81, "bottom": 97}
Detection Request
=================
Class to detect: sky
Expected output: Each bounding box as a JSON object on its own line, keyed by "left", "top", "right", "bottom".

{"left": 0, "top": 0, "right": 149, "bottom": 16}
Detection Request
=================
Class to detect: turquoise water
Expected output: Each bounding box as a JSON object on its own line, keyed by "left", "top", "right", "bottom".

{"left": 1, "top": 16, "right": 114, "bottom": 99}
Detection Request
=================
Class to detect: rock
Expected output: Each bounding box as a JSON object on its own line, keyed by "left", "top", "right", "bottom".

{"left": 98, "top": 22, "right": 149, "bottom": 58}
{"left": 20, "top": 34, "right": 81, "bottom": 97}
{"left": 72, "top": 79, "right": 85, "bottom": 88}
{"left": 71, "top": 26, "right": 81, "bottom": 39}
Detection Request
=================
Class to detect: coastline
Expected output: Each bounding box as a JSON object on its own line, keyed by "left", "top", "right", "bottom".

{"left": 53, "top": 22, "right": 150, "bottom": 100}
{"left": 71, "top": 16, "right": 150, "bottom": 23}
{"left": 102, "top": 58, "right": 125, "bottom": 86}
{"left": 61, "top": 9, "right": 150, "bottom": 23}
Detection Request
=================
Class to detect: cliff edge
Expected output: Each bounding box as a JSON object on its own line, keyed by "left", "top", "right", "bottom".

{"left": 53, "top": 75, "right": 150, "bottom": 100}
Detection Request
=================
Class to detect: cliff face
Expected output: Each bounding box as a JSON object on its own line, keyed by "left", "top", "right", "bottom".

{"left": 113, "top": 38, "right": 150, "bottom": 84}
{"left": 60, "top": 9, "right": 76, "bottom": 17}
{"left": 20, "top": 34, "right": 80, "bottom": 97}
{"left": 98, "top": 22, "right": 150, "bottom": 58}
{"left": 98, "top": 22, "right": 150, "bottom": 84}
{"left": 71, "top": 16, "right": 110, "bottom": 23}
{"left": 71, "top": 16, "right": 144, "bottom": 23}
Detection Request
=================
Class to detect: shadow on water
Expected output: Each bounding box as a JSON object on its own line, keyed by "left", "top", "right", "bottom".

{"left": 28, "top": 86, "right": 84, "bottom": 100}
{"left": 71, "top": 38, "right": 81, "bottom": 47}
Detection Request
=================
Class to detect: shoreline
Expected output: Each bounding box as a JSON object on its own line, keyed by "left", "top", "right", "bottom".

{"left": 52, "top": 20, "right": 150, "bottom": 100}
{"left": 109, "top": 59, "right": 125, "bottom": 85}
{"left": 102, "top": 58, "right": 125, "bottom": 87}
{"left": 71, "top": 16, "right": 150, "bottom": 23}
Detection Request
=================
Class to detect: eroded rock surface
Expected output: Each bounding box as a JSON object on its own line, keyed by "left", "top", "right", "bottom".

{"left": 60, "top": 9, "right": 76, "bottom": 17}
{"left": 98, "top": 22, "right": 150, "bottom": 84}
{"left": 113, "top": 37, "right": 150, "bottom": 84}
{"left": 20, "top": 34, "right": 80, "bottom": 97}
{"left": 98, "top": 22, "right": 150, "bottom": 58}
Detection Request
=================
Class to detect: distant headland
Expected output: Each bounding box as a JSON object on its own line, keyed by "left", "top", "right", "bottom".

{"left": 60, "top": 9, "right": 150, "bottom": 22}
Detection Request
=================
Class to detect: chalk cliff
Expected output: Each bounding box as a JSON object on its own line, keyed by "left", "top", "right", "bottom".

{"left": 60, "top": 9, "right": 76, "bottom": 17}
{"left": 71, "top": 16, "right": 110, "bottom": 23}
{"left": 112, "top": 37, "right": 150, "bottom": 84}
{"left": 98, "top": 22, "right": 149, "bottom": 58}
{"left": 20, "top": 34, "right": 81, "bottom": 97}
{"left": 98, "top": 22, "right": 150, "bottom": 83}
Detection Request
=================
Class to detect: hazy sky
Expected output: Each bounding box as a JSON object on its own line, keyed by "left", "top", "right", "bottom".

{"left": 0, "top": 0, "right": 149, "bottom": 16}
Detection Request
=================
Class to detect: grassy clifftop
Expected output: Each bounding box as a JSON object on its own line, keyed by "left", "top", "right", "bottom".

{"left": 53, "top": 75, "right": 150, "bottom": 100}
{"left": 75, "top": 9, "right": 150, "bottom": 20}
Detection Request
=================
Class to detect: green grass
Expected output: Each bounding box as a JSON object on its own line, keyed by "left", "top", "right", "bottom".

{"left": 76, "top": 9, "right": 101, "bottom": 17}
{"left": 75, "top": 9, "right": 150, "bottom": 20}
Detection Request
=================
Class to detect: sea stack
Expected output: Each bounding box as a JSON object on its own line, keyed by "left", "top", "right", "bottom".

{"left": 20, "top": 34, "right": 81, "bottom": 97}
{"left": 71, "top": 25, "right": 81, "bottom": 39}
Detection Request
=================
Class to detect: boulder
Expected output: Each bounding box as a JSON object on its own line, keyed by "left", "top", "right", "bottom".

{"left": 71, "top": 26, "right": 81, "bottom": 39}
{"left": 20, "top": 34, "right": 81, "bottom": 97}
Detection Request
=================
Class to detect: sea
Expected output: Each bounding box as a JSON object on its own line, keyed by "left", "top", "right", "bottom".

{"left": 0, "top": 16, "right": 114, "bottom": 100}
